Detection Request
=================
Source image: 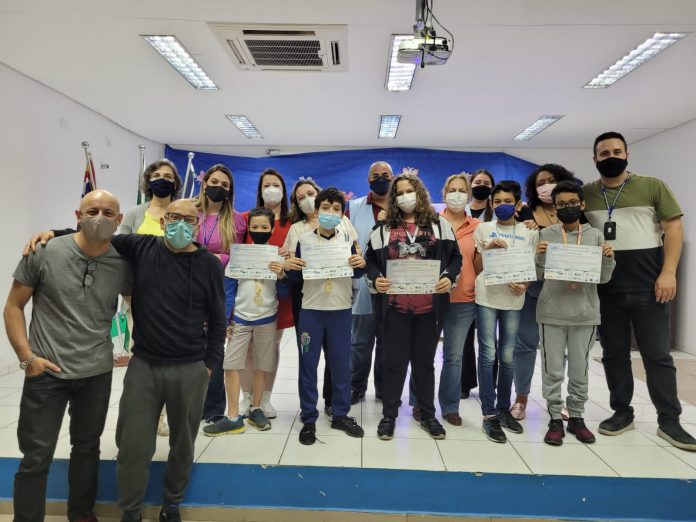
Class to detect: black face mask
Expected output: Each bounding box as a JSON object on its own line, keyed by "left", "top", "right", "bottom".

{"left": 596, "top": 157, "right": 628, "bottom": 178}
{"left": 249, "top": 231, "right": 272, "bottom": 244}
{"left": 471, "top": 185, "right": 492, "bottom": 200}
{"left": 369, "top": 176, "right": 390, "bottom": 196}
{"left": 205, "top": 185, "right": 229, "bottom": 203}
{"left": 149, "top": 178, "right": 174, "bottom": 198}
{"left": 556, "top": 206, "right": 583, "bottom": 224}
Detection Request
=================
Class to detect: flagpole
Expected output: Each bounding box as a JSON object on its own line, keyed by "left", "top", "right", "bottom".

{"left": 137, "top": 145, "right": 146, "bottom": 204}
{"left": 183, "top": 151, "right": 195, "bottom": 198}
{"left": 81, "top": 141, "right": 96, "bottom": 190}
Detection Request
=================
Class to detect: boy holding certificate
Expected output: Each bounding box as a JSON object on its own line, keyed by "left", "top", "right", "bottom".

{"left": 535, "top": 181, "right": 615, "bottom": 446}
{"left": 473, "top": 180, "right": 538, "bottom": 443}
{"left": 204, "top": 207, "right": 288, "bottom": 436}
{"left": 284, "top": 187, "right": 367, "bottom": 445}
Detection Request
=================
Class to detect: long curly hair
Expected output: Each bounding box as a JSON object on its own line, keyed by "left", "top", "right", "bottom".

{"left": 384, "top": 172, "right": 439, "bottom": 229}
{"left": 525, "top": 163, "right": 576, "bottom": 210}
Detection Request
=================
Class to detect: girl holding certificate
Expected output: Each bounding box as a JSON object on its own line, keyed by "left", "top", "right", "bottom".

{"left": 365, "top": 171, "right": 462, "bottom": 441}
{"left": 195, "top": 164, "right": 248, "bottom": 425}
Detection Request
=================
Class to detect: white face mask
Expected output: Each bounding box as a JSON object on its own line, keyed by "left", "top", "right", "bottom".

{"left": 445, "top": 192, "right": 468, "bottom": 212}
{"left": 299, "top": 196, "right": 316, "bottom": 215}
{"left": 396, "top": 192, "right": 417, "bottom": 214}
{"left": 262, "top": 186, "right": 283, "bottom": 205}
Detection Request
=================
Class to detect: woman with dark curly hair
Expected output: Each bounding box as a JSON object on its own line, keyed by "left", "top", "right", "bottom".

{"left": 511, "top": 164, "right": 578, "bottom": 421}
{"left": 365, "top": 171, "right": 462, "bottom": 441}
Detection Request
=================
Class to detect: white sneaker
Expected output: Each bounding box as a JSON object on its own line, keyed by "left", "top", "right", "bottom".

{"left": 239, "top": 392, "right": 252, "bottom": 418}
{"left": 157, "top": 413, "right": 169, "bottom": 437}
{"left": 261, "top": 391, "right": 277, "bottom": 419}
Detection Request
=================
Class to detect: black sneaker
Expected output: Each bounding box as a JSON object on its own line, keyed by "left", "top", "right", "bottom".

{"left": 497, "top": 410, "right": 524, "bottom": 434}
{"left": 544, "top": 419, "right": 565, "bottom": 446}
{"left": 377, "top": 417, "right": 395, "bottom": 440}
{"left": 120, "top": 512, "right": 141, "bottom": 522}
{"left": 657, "top": 421, "right": 696, "bottom": 451}
{"left": 299, "top": 423, "right": 317, "bottom": 445}
{"left": 331, "top": 416, "right": 364, "bottom": 437}
{"left": 350, "top": 390, "right": 364, "bottom": 405}
{"left": 159, "top": 505, "right": 181, "bottom": 522}
{"left": 598, "top": 412, "right": 634, "bottom": 436}
{"left": 420, "top": 418, "right": 446, "bottom": 440}
{"left": 324, "top": 404, "right": 334, "bottom": 421}
{"left": 482, "top": 417, "right": 507, "bottom": 443}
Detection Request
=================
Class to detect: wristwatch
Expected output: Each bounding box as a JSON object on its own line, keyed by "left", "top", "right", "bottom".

{"left": 19, "top": 354, "right": 37, "bottom": 371}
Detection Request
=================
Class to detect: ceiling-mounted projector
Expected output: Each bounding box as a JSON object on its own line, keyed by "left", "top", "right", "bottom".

{"left": 397, "top": 37, "right": 451, "bottom": 65}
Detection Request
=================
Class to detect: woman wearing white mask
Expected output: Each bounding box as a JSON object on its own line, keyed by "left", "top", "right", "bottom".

{"left": 365, "top": 171, "right": 462, "bottom": 441}
{"left": 283, "top": 178, "right": 358, "bottom": 419}
{"left": 237, "top": 169, "right": 293, "bottom": 419}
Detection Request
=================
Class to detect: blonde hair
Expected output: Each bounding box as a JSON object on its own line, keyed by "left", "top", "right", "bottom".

{"left": 385, "top": 172, "right": 439, "bottom": 228}
{"left": 442, "top": 172, "right": 472, "bottom": 202}
{"left": 194, "top": 164, "right": 236, "bottom": 252}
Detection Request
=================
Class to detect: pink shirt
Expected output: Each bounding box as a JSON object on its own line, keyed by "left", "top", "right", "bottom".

{"left": 197, "top": 211, "right": 248, "bottom": 267}
{"left": 441, "top": 209, "right": 479, "bottom": 303}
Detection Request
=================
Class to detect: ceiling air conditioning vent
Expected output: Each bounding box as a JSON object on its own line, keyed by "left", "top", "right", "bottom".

{"left": 208, "top": 23, "right": 348, "bottom": 72}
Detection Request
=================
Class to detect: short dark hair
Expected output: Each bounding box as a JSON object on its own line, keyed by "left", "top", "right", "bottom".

{"left": 247, "top": 206, "right": 275, "bottom": 228}
{"left": 141, "top": 159, "right": 182, "bottom": 200}
{"left": 593, "top": 131, "right": 627, "bottom": 156}
{"left": 525, "top": 164, "right": 576, "bottom": 209}
{"left": 491, "top": 180, "right": 521, "bottom": 202}
{"left": 315, "top": 187, "right": 346, "bottom": 213}
{"left": 552, "top": 180, "right": 584, "bottom": 204}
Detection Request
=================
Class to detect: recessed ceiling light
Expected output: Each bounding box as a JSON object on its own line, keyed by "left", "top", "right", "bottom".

{"left": 142, "top": 35, "right": 218, "bottom": 90}
{"left": 226, "top": 115, "right": 263, "bottom": 139}
{"left": 379, "top": 115, "right": 401, "bottom": 139}
{"left": 513, "top": 115, "right": 564, "bottom": 141}
{"left": 386, "top": 35, "right": 417, "bottom": 91}
{"left": 584, "top": 32, "right": 688, "bottom": 89}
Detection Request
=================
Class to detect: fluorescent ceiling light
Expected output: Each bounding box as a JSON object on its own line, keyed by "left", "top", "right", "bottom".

{"left": 584, "top": 32, "right": 688, "bottom": 89}
{"left": 513, "top": 115, "right": 564, "bottom": 141}
{"left": 143, "top": 35, "right": 218, "bottom": 90}
{"left": 386, "top": 35, "right": 416, "bottom": 91}
{"left": 226, "top": 115, "right": 263, "bottom": 139}
{"left": 379, "top": 115, "right": 401, "bottom": 139}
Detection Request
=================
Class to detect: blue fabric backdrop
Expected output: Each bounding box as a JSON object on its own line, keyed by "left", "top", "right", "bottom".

{"left": 164, "top": 146, "right": 538, "bottom": 212}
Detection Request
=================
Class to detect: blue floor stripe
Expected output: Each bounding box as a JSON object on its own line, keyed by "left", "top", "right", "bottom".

{"left": 1, "top": 457, "right": 694, "bottom": 521}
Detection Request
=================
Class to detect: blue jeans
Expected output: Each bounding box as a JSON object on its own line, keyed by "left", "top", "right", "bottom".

{"left": 438, "top": 302, "right": 477, "bottom": 414}
{"left": 513, "top": 294, "right": 539, "bottom": 396}
{"left": 476, "top": 304, "right": 521, "bottom": 416}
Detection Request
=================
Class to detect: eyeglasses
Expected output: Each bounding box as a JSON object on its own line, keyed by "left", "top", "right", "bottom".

{"left": 83, "top": 259, "right": 97, "bottom": 288}
{"left": 165, "top": 212, "right": 199, "bottom": 225}
{"left": 555, "top": 201, "right": 582, "bottom": 210}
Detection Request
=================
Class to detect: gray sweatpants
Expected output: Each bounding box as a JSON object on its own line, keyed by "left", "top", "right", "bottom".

{"left": 539, "top": 324, "right": 596, "bottom": 421}
{"left": 116, "top": 356, "right": 209, "bottom": 514}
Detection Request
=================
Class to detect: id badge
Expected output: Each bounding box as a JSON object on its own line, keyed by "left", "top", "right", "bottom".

{"left": 604, "top": 221, "right": 616, "bottom": 241}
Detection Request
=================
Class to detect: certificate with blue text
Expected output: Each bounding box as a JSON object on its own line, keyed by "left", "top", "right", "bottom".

{"left": 544, "top": 244, "right": 602, "bottom": 283}
{"left": 482, "top": 247, "right": 537, "bottom": 285}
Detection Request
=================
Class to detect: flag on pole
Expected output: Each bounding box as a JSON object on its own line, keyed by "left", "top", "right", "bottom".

{"left": 182, "top": 152, "right": 196, "bottom": 198}
{"left": 81, "top": 146, "right": 97, "bottom": 198}
{"left": 136, "top": 145, "right": 147, "bottom": 204}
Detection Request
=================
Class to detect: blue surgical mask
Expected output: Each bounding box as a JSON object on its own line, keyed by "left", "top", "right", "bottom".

{"left": 493, "top": 204, "right": 516, "bottom": 221}
{"left": 318, "top": 212, "right": 341, "bottom": 230}
{"left": 165, "top": 221, "right": 195, "bottom": 249}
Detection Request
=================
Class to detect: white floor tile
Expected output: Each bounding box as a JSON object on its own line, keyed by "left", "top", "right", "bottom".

{"left": 281, "top": 434, "right": 361, "bottom": 468}
{"left": 589, "top": 445, "right": 696, "bottom": 479}
{"left": 0, "top": 389, "right": 22, "bottom": 404}
{"left": 0, "top": 405, "right": 21, "bottom": 428}
{"left": 265, "top": 393, "right": 300, "bottom": 413}
{"left": 664, "top": 446, "right": 696, "bottom": 470}
{"left": 0, "top": 427, "right": 21, "bottom": 457}
{"left": 438, "top": 439, "right": 530, "bottom": 474}
{"left": 361, "top": 412, "right": 430, "bottom": 440}
{"left": 197, "top": 433, "right": 287, "bottom": 465}
{"left": 512, "top": 441, "right": 618, "bottom": 477}
{"left": 0, "top": 371, "right": 29, "bottom": 388}
{"left": 634, "top": 422, "right": 671, "bottom": 447}
{"left": 362, "top": 437, "right": 445, "bottom": 471}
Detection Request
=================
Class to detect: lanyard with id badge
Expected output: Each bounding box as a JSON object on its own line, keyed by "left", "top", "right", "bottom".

{"left": 600, "top": 173, "right": 631, "bottom": 240}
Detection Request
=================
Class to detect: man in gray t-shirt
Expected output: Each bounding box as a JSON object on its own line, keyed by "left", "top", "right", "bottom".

{"left": 4, "top": 189, "right": 131, "bottom": 522}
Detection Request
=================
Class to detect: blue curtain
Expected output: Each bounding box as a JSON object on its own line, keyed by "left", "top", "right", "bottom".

{"left": 165, "top": 145, "right": 538, "bottom": 212}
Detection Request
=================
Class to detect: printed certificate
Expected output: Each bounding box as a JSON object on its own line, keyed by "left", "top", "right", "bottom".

{"left": 225, "top": 244, "right": 281, "bottom": 280}
{"left": 301, "top": 242, "right": 353, "bottom": 280}
{"left": 482, "top": 247, "right": 537, "bottom": 285}
{"left": 545, "top": 244, "right": 602, "bottom": 283}
{"left": 386, "top": 259, "right": 441, "bottom": 294}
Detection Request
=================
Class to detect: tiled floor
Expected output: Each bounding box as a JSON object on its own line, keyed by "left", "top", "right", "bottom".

{"left": 1, "top": 330, "right": 695, "bottom": 480}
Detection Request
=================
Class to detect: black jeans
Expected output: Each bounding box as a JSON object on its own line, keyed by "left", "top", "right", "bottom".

{"left": 382, "top": 309, "right": 439, "bottom": 419}
{"left": 202, "top": 358, "right": 226, "bottom": 421}
{"left": 599, "top": 291, "right": 681, "bottom": 424}
{"left": 14, "top": 371, "right": 112, "bottom": 522}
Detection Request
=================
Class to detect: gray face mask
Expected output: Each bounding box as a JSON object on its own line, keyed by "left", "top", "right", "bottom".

{"left": 80, "top": 215, "right": 118, "bottom": 242}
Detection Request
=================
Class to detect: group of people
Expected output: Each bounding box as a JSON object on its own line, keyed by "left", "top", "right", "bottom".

{"left": 4, "top": 130, "right": 694, "bottom": 522}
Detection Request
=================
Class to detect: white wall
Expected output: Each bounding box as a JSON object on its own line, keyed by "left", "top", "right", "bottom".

{"left": 629, "top": 119, "right": 696, "bottom": 354}
{"left": 0, "top": 63, "right": 163, "bottom": 369}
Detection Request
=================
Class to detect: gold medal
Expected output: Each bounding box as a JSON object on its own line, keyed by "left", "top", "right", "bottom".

{"left": 324, "top": 279, "right": 333, "bottom": 293}
{"left": 254, "top": 281, "right": 264, "bottom": 305}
